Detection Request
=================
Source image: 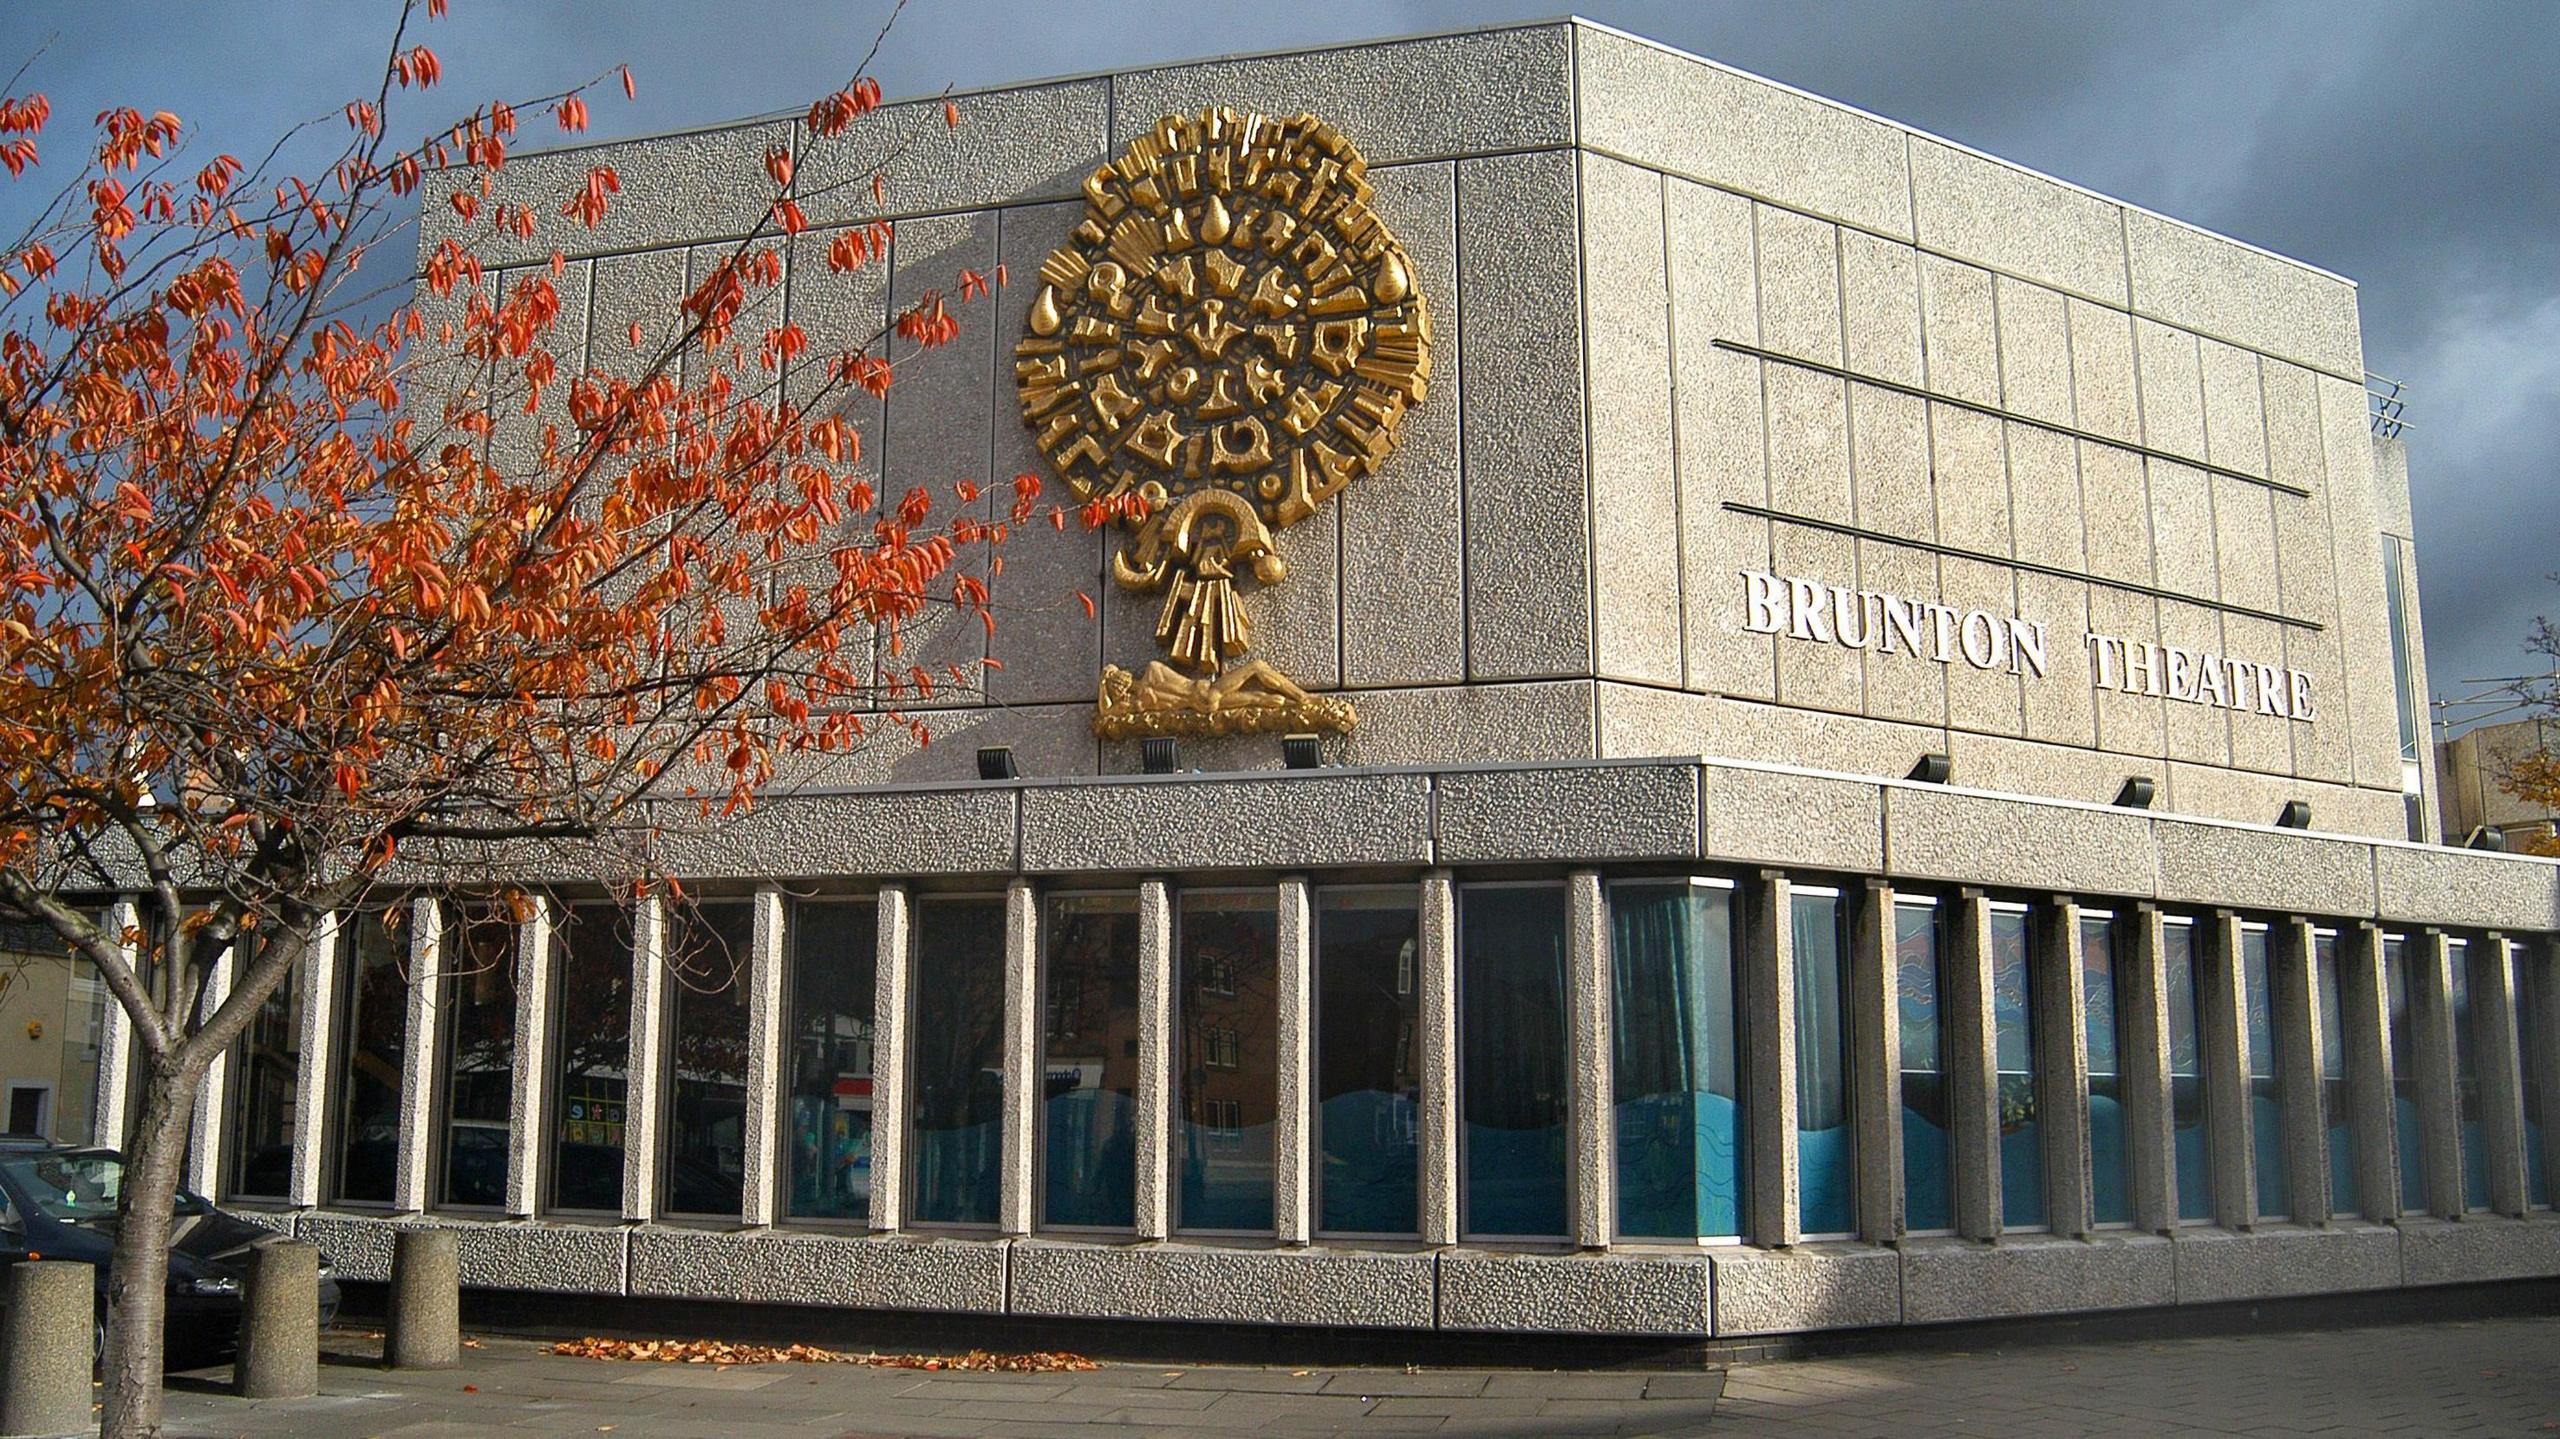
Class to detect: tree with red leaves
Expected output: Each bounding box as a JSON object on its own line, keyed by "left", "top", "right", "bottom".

{"left": 0, "top": 4, "right": 1046, "bottom": 1431}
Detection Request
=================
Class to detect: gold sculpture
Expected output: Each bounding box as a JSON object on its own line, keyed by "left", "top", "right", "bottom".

{"left": 1016, "top": 107, "right": 1430, "bottom": 739}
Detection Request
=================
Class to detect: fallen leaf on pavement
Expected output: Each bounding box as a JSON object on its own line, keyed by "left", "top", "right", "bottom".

{"left": 546, "top": 1337, "right": 1098, "bottom": 1372}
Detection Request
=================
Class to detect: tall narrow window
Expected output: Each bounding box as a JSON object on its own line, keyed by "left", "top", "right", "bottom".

{"left": 1990, "top": 902, "right": 2044, "bottom": 1230}
{"left": 334, "top": 910, "right": 406, "bottom": 1205}
{"left": 2240, "top": 921, "right": 2288, "bottom": 1220}
{"left": 550, "top": 903, "right": 633, "bottom": 1214}
{"left": 1317, "top": 889, "right": 1422, "bottom": 1238}
{"left": 1895, "top": 897, "right": 1951, "bottom": 1233}
{"left": 2163, "top": 917, "right": 2213, "bottom": 1223}
{"left": 1043, "top": 894, "right": 1140, "bottom": 1230}
{"left": 1610, "top": 879, "right": 1744, "bottom": 1241}
{"left": 2312, "top": 929, "right": 2356, "bottom": 1216}
{"left": 2519, "top": 948, "right": 2550, "bottom": 1208}
{"left": 2381, "top": 539, "right": 2421, "bottom": 764}
{"left": 225, "top": 948, "right": 301, "bottom": 1201}
{"left": 909, "top": 897, "right": 1006, "bottom": 1227}
{"left": 1461, "top": 885, "right": 1569, "bottom": 1238}
{"left": 1178, "top": 890, "right": 1278, "bottom": 1233}
{"left": 2384, "top": 934, "right": 2426, "bottom": 1213}
{"left": 663, "top": 901, "right": 752, "bottom": 1218}
{"left": 437, "top": 908, "right": 517, "bottom": 1208}
{"left": 2083, "top": 911, "right": 2132, "bottom": 1226}
{"left": 786, "top": 900, "right": 875, "bottom": 1222}
{"left": 2448, "top": 937, "right": 2488, "bottom": 1211}
{"left": 52, "top": 946, "right": 106, "bottom": 1147}
{"left": 1793, "top": 887, "right": 1855, "bottom": 1236}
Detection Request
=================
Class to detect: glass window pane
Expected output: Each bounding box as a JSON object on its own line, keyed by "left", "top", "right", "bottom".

{"left": 2521, "top": 952, "right": 2550, "bottom": 1208}
{"left": 1793, "top": 890, "right": 1855, "bottom": 1236}
{"left": 2450, "top": 939, "right": 2487, "bottom": 1211}
{"left": 335, "top": 911, "right": 406, "bottom": 1205}
{"left": 786, "top": 901, "right": 876, "bottom": 1222}
{"left": 2241, "top": 924, "right": 2288, "bottom": 1220}
{"left": 2385, "top": 936, "right": 2425, "bottom": 1213}
{"left": 54, "top": 950, "right": 107, "bottom": 1147}
{"left": 1462, "top": 886, "right": 1568, "bottom": 1238}
{"left": 910, "top": 898, "right": 1006, "bottom": 1227}
{"left": 1044, "top": 895, "right": 1140, "bottom": 1230}
{"left": 1897, "top": 901, "right": 1951, "bottom": 1232}
{"left": 1318, "top": 891, "right": 1421, "bottom": 1237}
{"left": 550, "top": 903, "right": 632, "bottom": 1213}
{"left": 1611, "top": 882, "right": 1744, "bottom": 1241}
{"left": 2313, "top": 932, "right": 2357, "bottom": 1216}
{"left": 1991, "top": 906, "right": 2044, "bottom": 1230}
{"left": 2164, "top": 919, "right": 2213, "bottom": 1223}
{"left": 225, "top": 949, "right": 301, "bottom": 1201}
{"left": 664, "top": 901, "right": 752, "bottom": 1217}
{"left": 438, "top": 909, "right": 517, "bottom": 1208}
{"left": 2084, "top": 914, "right": 2132, "bottom": 1226}
{"left": 2382, "top": 540, "right": 2420, "bottom": 761}
{"left": 1177, "top": 891, "right": 1277, "bottom": 1232}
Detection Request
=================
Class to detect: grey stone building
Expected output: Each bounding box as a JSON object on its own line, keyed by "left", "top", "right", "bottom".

{"left": 105, "top": 20, "right": 2560, "bottom": 1343}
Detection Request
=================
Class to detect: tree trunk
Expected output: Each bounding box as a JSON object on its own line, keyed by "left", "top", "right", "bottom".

{"left": 100, "top": 1061, "right": 200, "bottom": 1439}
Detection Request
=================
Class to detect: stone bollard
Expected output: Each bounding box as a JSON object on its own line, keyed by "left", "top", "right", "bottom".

{"left": 385, "top": 1229, "right": 459, "bottom": 1370}
{"left": 234, "top": 1242, "right": 318, "bottom": 1398}
{"left": 0, "top": 1260, "right": 93, "bottom": 1439}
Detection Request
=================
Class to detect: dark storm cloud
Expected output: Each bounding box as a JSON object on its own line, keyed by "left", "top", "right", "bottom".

{"left": 5, "top": 0, "right": 2550, "bottom": 727}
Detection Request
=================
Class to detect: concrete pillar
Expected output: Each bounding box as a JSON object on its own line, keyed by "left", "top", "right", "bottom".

{"left": 999, "top": 880, "right": 1039, "bottom": 1238}
{"left": 2117, "top": 908, "right": 2178, "bottom": 1233}
{"left": 187, "top": 938, "right": 234, "bottom": 1198}
{"left": 1132, "top": 879, "right": 1174, "bottom": 1240}
{"left": 93, "top": 897, "right": 141, "bottom": 1151}
{"left": 2529, "top": 938, "right": 2560, "bottom": 1210}
{"left": 620, "top": 895, "right": 667, "bottom": 1224}
{"left": 1274, "top": 879, "right": 1315, "bottom": 1246}
{"left": 2338, "top": 924, "right": 2401, "bottom": 1223}
{"left": 2410, "top": 929, "right": 2465, "bottom": 1219}
{"left": 1417, "top": 871, "right": 1460, "bottom": 1247}
{"left": 234, "top": 1241, "right": 318, "bottom": 1397}
{"left": 505, "top": 897, "right": 554, "bottom": 1219}
{"left": 386, "top": 1228, "right": 460, "bottom": 1370}
{"left": 2471, "top": 936, "right": 2530, "bottom": 1217}
{"left": 1745, "top": 871, "right": 1799, "bottom": 1250}
{"left": 393, "top": 897, "right": 444, "bottom": 1214}
{"left": 2198, "top": 912, "right": 2257, "bottom": 1229}
{"left": 1943, "top": 890, "right": 1999, "bottom": 1242}
{"left": 0, "top": 1261, "right": 93, "bottom": 1437}
{"left": 287, "top": 913, "right": 340, "bottom": 1209}
{"left": 1848, "top": 880, "right": 1902, "bottom": 1243}
{"left": 868, "top": 885, "right": 912, "bottom": 1234}
{"left": 2274, "top": 918, "right": 2332, "bottom": 1226}
{"left": 2035, "top": 897, "right": 2093, "bottom": 1239}
{"left": 741, "top": 888, "right": 787, "bottom": 1228}
{"left": 1565, "top": 871, "right": 1612, "bottom": 1251}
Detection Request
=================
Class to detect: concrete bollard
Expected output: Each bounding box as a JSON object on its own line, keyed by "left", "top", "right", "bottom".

{"left": 0, "top": 1260, "right": 94, "bottom": 1439}
{"left": 234, "top": 1242, "right": 318, "bottom": 1398}
{"left": 385, "top": 1229, "right": 459, "bottom": 1370}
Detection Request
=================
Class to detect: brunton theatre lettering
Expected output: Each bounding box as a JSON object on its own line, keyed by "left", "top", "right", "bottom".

{"left": 1739, "top": 569, "right": 2317, "bottom": 724}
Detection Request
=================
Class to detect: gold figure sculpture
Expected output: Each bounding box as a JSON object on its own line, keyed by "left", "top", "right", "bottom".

{"left": 1016, "top": 107, "right": 1430, "bottom": 740}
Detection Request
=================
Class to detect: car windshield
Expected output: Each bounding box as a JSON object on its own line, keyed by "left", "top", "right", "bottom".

{"left": 1, "top": 1153, "right": 207, "bottom": 1222}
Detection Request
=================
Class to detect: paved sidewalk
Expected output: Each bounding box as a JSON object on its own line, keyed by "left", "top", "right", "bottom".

{"left": 156, "top": 1313, "right": 2560, "bottom": 1437}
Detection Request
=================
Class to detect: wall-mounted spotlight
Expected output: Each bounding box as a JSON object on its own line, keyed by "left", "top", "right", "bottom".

{"left": 2467, "top": 825, "right": 2507, "bottom": 852}
{"left": 1282, "top": 733, "right": 1323, "bottom": 770}
{"left": 2113, "top": 776, "right": 2156, "bottom": 809}
{"left": 1907, "top": 752, "right": 1953, "bottom": 784}
{"left": 2275, "top": 799, "right": 2312, "bottom": 829}
{"left": 1141, "top": 736, "right": 1181, "bottom": 775}
{"left": 975, "top": 746, "right": 1018, "bottom": 781}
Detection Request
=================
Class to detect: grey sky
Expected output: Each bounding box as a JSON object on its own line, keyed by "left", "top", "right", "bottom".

{"left": 5, "top": 0, "right": 2552, "bottom": 735}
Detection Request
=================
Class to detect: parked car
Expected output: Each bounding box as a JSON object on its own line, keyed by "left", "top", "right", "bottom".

{"left": 0, "top": 1137, "right": 340, "bottom": 1361}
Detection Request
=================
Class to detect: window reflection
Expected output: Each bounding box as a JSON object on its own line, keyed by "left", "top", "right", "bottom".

{"left": 437, "top": 907, "right": 517, "bottom": 1209}
{"left": 225, "top": 942, "right": 301, "bottom": 1201}
{"left": 1178, "top": 891, "right": 1277, "bottom": 1233}
{"left": 1462, "top": 886, "right": 1568, "bottom": 1238}
{"left": 2449, "top": 938, "right": 2488, "bottom": 1211}
{"left": 1317, "top": 890, "right": 1421, "bottom": 1237}
{"left": 2384, "top": 935, "right": 2425, "bottom": 1213}
{"left": 334, "top": 910, "right": 405, "bottom": 1205}
{"left": 1793, "top": 888, "right": 1854, "bottom": 1236}
{"left": 2083, "top": 913, "right": 2131, "bottom": 1226}
{"left": 1044, "top": 895, "right": 1140, "bottom": 1230}
{"left": 1896, "top": 899, "right": 1950, "bottom": 1233}
{"left": 1990, "top": 903, "right": 2044, "bottom": 1230}
{"left": 549, "top": 903, "right": 631, "bottom": 1214}
{"left": 1611, "top": 880, "right": 1744, "bottom": 1241}
{"left": 786, "top": 901, "right": 875, "bottom": 1223}
{"left": 2520, "top": 950, "right": 2551, "bottom": 1208}
{"left": 2240, "top": 922, "right": 2288, "bottom": 1220}
{"left": 663, "top": 901, "right": 752, "bottom": 1217}
{"left": 2164, "top": 918, "right": 2213, "bottom": 1223}
{"left": 2312, "top": 930, "right": 2356, "bottom": 1216}
{"left": 909, "top": 898, "right": 1006, "bottom": 1226}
